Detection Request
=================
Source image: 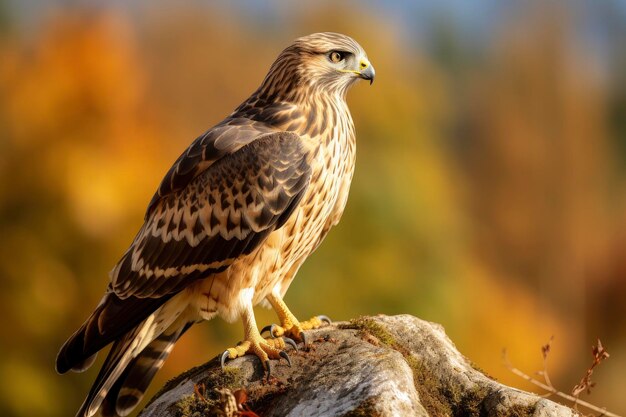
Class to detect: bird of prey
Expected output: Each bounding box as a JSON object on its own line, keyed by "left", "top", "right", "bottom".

{"left": 56, "top": 32, "right": 374, "bottom": 417}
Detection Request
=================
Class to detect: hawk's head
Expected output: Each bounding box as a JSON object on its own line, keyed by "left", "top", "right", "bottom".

{"left": 262, "top": 32, "right": 375, "bottom": 100}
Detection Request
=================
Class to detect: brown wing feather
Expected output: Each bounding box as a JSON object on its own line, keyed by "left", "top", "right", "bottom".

{"left": 55, "top": 290, "right": 175, "bottom": 374}
{"left": 145, "top": 119, "right": 275, "bottom": 217}
{"left": 56, "top": 131, "right": 311, "bottom": 375}
{"left": 112, "top": 131, "right": 311, "bottom": 298}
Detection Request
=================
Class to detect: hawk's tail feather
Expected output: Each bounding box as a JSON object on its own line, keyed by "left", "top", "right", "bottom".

{"left": 74, "top": 326, "right": 141, "bottom": 417}
{"left": 71, "top": 353, "right": 98, "bottom": 373}
{"left": 56, "top": 291, "right": 175, "bottom": 375}
{"left": 72, "top": 294, "right": 189, "bottom": 417}
{"left": 101, "top": 322, "right": 193, "bottom": 417}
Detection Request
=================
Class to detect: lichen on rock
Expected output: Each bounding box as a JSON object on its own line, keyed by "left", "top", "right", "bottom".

{"left": 139, "top": 315, "right": 578, "bottom": 417}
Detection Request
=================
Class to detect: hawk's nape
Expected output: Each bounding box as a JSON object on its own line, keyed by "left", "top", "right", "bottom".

{"left": 57, "top": 32, "right": 374, "bottom": 417}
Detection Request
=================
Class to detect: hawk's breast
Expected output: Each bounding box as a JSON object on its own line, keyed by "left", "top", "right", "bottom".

{"left": 261, "top": 98, "right": 357, "bottom": 297}
{"left": 191, "top": 98, "right": 356, "bottom": 318}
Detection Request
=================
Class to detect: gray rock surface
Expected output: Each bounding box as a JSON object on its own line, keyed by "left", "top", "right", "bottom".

{"left": 139, "top": 314, "right": 578, "bottom": 417}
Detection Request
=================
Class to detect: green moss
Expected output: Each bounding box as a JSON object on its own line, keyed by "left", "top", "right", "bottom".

{"left": 156, "top": 316, "right": 533, "bottom": 417}
{"left": 344, "top": 318, "right": 453, "bottom": 416}
{"left": 345, "top": 317, "right": 497, "bottom": 417}
{"left": 172, "top": 367, "right": 246, "bottom": 417}
{"left": 407, "top": 356, "right": 454, "bottom": 417}
{"left": 215, "top": 366, "right": 244, "bottom": 388}
{"left": 342, "top": 316, "right": 398, "bottom": 347}
{"left": 498, "top": 403, "right": 537, "bottom": 417}
{"left": 407, "top": 360, "right": 494, "bottom": 417}
{"left": 456, "top": 384, "right": 490, "bottom": 416}
{"left": 408, "top": 358, "right": 493, "bottom": 417}
{"left": 150, "top": 358, "right": 246, "bottom": 417}
{"left": 174, "top": 394, "right": 213, "bottom": 417}
{"left": 175, "top": 395, "right": 194, "bottom": 416}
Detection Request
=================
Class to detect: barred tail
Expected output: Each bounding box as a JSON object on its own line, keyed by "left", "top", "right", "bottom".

{"left": 101, "top": 322, "right": 192, "bottom": 417}
{"left": 73, "top": 295, "right": 190, "bottom": 417}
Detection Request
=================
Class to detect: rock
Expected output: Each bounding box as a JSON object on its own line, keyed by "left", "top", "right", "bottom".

{"left": 139, "top": 314, "right": 578, "bottom": 417}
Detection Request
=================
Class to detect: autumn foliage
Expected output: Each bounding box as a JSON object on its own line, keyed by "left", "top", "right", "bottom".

{"left": 0, "top": 3, "right": 625, "bottom": 416}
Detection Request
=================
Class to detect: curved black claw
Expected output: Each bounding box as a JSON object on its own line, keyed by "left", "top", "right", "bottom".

{"left": 260, "top": 324, "right": 272, "bottom": 335}
{"left": 300, "top": 331, "right": 308, "bottom": 349}
{"left": 283, "top": 337, "right": 298, "bottom": 351}
{"left": 220, "top": 350, "right": 230, "bottom": 371}
{"left": 279, "top": 350, "right": 292, "bottom": 367}
{"left": 260, "top": 324, "right": 279, "bottom": 338}
{"left": 264, "top": 360, "right": 272, "bottom": 382}
{"left": 318, "top": 315, "right": 332, "bottom": 325}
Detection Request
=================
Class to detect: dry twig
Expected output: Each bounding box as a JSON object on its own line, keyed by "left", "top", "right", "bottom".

{"left": 502, "top": 341, "right": 620, "bottom": 417}
{"left": 535, "top": 335, "right": 556, "bottom": 397}
{"left": 572, "top": 339, "right": 610, "bottom": 400}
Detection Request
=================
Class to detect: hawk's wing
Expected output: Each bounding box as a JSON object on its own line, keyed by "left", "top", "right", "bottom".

{"left": 145, "top": 119, "right": 275, "bottom": 218}
{"left": 56, "top": 130, "right": 311, "bottom": 374}
{"left": 112, "top": 130, "right": 311, "bottom": 298}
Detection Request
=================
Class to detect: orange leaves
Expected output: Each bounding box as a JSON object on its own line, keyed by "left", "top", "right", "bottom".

{"left": 1, "top": 11, "right": 143, "bottom": 143}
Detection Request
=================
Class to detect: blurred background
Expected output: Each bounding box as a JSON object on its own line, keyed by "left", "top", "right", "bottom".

{"left": 1, "top": 0, "right": 625, "bottom": 415}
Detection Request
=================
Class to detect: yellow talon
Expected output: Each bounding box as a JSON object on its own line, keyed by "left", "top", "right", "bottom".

{"left": 225, "top": 336, "right": 286, "bottom": 360}
{"left": 300, "top": 316, "right": 324, "bottom": 330}
{"left": 221, "top": 306, "right": 293, "bottom": 377}
{"left": 264, "top": 293, "right": 331, "bottom": 343}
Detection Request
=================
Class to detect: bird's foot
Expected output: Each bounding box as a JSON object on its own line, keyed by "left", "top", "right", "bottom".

{"left": 261, "top": 315, "right": 331, "bottom": 347}
{"left": 220, "top": 334, "right": 296, "bottom": 380}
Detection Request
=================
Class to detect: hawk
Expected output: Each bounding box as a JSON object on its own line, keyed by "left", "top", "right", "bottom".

{"left": 56, "top": 32, "right": 374, "bottom": 417}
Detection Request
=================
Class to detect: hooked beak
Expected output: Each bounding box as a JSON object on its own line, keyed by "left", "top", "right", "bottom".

{"left": 359, "top": 61, "right": 375, "bottom": 85}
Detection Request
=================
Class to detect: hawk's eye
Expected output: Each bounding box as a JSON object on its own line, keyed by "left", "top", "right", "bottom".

{"left": 329, "top": 51, "right": 345, "bottom": 63}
